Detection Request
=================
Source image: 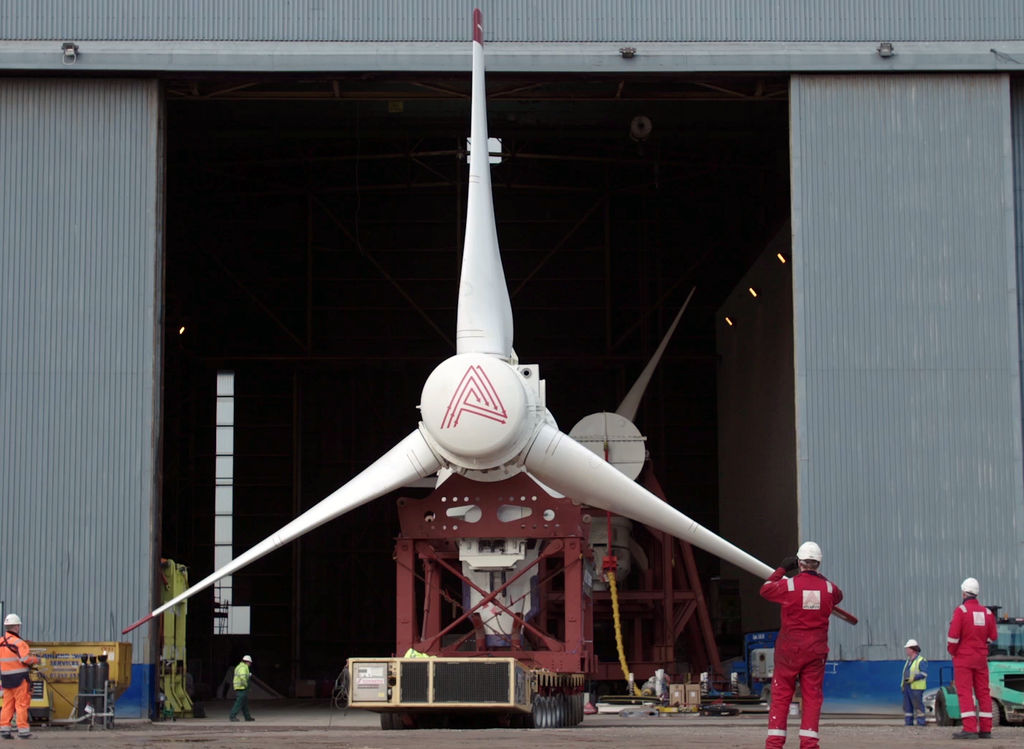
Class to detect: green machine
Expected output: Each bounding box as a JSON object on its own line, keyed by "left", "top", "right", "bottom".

{"left": 935, "top": 614, "right": 1024, "bottom": 727}
{"left": 159, "top": 559, "right": 194, "bottom": 719}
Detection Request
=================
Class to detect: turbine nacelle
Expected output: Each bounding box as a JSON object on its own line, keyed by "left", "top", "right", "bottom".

{"left": 419, "top": 353, "right": 547, "bottom": 472}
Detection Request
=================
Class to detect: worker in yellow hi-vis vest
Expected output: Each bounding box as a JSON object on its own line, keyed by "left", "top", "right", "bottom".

{"left": 229, "top": 655, "right": 254, "bottom": 722}
{"left": 900, "top": 639, "right": 927, "bottom": 727}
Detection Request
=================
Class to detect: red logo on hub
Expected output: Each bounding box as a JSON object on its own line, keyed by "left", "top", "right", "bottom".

{"left": 441, "top": 366, "right": 508, "bottom": 428}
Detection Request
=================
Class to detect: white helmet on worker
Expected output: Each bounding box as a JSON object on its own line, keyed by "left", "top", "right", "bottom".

{"left": 242, "top": 655, "right": 252, "bottom": 663}
{"left": 961, "top": 577, "right": 980, "bottom": 596}
{"left": 3, "top": 614, "right": 22, "bottom": 628}
{"left": 796, "top": 541, "right": 822, "bottom": 563}
{"left": 904, "top": 639, "right": 919, "bottom": 649}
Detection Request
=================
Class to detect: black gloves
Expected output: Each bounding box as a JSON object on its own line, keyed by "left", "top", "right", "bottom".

{"left": 780, "top": 556, "right": 799, "bottom": 573}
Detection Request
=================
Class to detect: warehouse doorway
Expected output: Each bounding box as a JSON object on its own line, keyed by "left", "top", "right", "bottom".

{"left": 159, "top": 71, "right": 793, "bottom": 697}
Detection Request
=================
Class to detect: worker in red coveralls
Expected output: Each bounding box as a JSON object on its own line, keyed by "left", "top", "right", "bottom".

{"left": 0, "top": 613, "right": 41, "bottom": 740}
{"left": 947, "top": 576, "right": 997, "bottom": 740}
{"left": 760, "top": 541, "right": 843, "bottom": 749}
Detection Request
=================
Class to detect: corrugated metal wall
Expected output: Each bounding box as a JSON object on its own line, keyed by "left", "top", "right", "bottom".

{"left": 1015, "top": 80, "right": 1024, "bottom": 496}
{"left": 790, "top": 74, "right": 1023, "bottom": 660}
{"left": 0, "top": 79, "right": 162, "bottom": 656}
{"left": 2, "top": 0, "right": 1024, "bottom": 42}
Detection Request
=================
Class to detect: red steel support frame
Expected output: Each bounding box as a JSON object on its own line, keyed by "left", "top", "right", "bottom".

{"left": 393, "top": 463, "right": 721, "bottom": 684}
{"left": 394, "top": 473, "right": 595, "bottom": 674}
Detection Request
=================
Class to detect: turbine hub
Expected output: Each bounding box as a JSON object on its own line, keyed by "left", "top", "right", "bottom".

{"left": 420, "top": 353, "right": 540, "bottom": 469}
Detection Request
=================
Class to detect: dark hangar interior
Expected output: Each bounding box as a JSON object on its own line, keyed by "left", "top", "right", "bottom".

{"left": 159, "top": 70, "right": 791, "bottom": 696}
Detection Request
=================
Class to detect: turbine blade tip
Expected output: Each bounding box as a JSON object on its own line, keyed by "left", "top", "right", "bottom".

{"left": 122, "top": 612, "right": 154, "bottom": 635}
{"left": 473, "top": 9, "right": 483, "bottom": 44}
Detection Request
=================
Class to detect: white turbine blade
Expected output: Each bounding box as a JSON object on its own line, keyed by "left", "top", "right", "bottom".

{"left": 124, "top": 430, "right": 441, "bottom": 633}
{"left": 524, "top": 424, "right": 773, "bottom": 579}
{"left": 456, "top": 9, "right": 514, "bottom": 359}
{"left": 615, "top": 286, "right": 696, "bottom": 422}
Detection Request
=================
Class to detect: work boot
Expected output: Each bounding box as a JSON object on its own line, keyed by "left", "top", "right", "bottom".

{"left": 229, "top": 716, "right": 239, "bottom": 722}
{"left": 15, "top": 734, "right": 31, "bottom": 740}
{"left": 0, "top": 734, "right": 11, "bottom": 741}
{"left": 952, "top": 730, "right": 979, "bottom": 739}
{"left": 245, "top": 717, "right": 255, "bottom": 721}
{"left": 979, "top": 732, "right": 992, "bottom": 739}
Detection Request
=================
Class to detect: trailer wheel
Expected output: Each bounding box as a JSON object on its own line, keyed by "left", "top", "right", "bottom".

{"left": 534, "top": 695, "right": 550, "bottom": 728}
{"left": 556, "top": 693, "right": 569, "bottom": 727}
{"left": 996, "top": 699, "right": 1008, "bottom": 726}
{"left": 935, "top": 690, "right": 957, "bottom": 727}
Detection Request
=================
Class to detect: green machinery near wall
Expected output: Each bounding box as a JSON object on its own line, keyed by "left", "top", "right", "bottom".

{"left": 160, "top": 559, "right": 194, "bottom": 719}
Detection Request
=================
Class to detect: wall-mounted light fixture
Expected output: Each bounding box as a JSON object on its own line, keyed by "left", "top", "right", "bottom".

{"left": 877, "top": 42, "right": 894, "bottom": 58}
{"left": 178, "top": 325, "right": 186, "bottom": 335}
{"left": 776, "top": 252, "right": 787, "bottom": 264}
{"left": 61, "top": 41, "right": 79, "bottom": 64}
{"left": 619, "top": 47, "right": 637, "bottom": 59}
{"left": 748, "top": 287, "right": 758, "bottom": 298}
{"left": 724, "top": 316, "right": 734, "bottom": 327}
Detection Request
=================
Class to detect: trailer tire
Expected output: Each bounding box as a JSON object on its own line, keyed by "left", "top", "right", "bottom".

{"left": 556, "top": 693, "right": 568, "bottom": 727}
{"left": 531, "top": 696, "right": 544, "bottom": 728}
{"left": 542, "top": 695, "right": 554, "bottom": 728}
{"left": 996, "top": 699, "right": 1008, "bottom": 726}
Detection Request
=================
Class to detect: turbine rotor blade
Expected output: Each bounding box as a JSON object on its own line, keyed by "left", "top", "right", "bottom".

{"left": 456, "top": 8, "right": 514, "bottom": 359}
{"left": 124, "top": 430, "right": 441, "bottom": 633}
{"left": 616, "top": 286, "right": 695, "bottom": 422}
{"left": 524, "top": 425, "right": 857, "bottom": 625}
{"left": 525, "top": 424, "right": 771, "bottom": 578}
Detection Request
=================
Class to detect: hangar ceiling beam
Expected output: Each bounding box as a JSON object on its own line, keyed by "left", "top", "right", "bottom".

{"left": 3, "top": 41, "right": 1024, "bottom": 73}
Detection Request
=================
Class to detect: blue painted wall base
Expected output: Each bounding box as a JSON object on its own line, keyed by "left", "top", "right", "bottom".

{"left": 115, "top": 664, "right": 155, "bottom": 719}
{"left": 822, "top": 659, "right": 951, "bottom": 714}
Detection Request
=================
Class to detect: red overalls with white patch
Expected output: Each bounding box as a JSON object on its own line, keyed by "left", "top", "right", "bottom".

{"left": 947, "top": 598, "right": 997, "bottom": 734}
{"left": 760, "top": 568, "right": 843, "bottom": 749}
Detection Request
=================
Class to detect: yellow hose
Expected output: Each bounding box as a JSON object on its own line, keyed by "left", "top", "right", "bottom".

{"left": 607, "top": 569, "right": 641, "bottom": 696}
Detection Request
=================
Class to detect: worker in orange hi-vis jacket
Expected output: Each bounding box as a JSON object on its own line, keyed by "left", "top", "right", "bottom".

{"left": 947, "top": 577, "right": 998, "bottom": 740}
{"left": 0, "top": 613, "right": 41, "bottom": 740}
{"left": 760, "top": 541, "right": 843, "bottom": 749}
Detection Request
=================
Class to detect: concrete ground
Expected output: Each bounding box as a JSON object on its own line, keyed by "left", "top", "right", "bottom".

{"left": 15, "top": 700, "right": 1022, "bottom": 747}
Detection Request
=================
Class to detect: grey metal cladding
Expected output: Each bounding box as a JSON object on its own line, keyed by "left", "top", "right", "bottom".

{"left": 2, "top": 0, "right": 1024, "bottom": 42}
{"left": 0, "top": 79, "right": 162, "bottom": 653}
{"left": 1015, "top": 80, "right": 1024, "bottom": 505}
{"left": 791, "top": 74, "right": 1023, "bottom": 661}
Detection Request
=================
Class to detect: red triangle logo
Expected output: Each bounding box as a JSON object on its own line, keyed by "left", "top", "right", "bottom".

{"left": 441, "top": 365, "right": 508, "bottom": 429}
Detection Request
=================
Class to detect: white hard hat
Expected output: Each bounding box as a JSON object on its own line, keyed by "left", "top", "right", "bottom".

{"left": 904, "top": 639, "right": 919, "bottom": 649}
{"left": 796, "top": 541, "right": 822, "bottom": 562}
{"left": 961, "top": 577, "right": 980, "bottom": 595}
{"left": 3, "top": 614, "right": 22, "bottom": 627}
{"left": 242, "top": 655, "right": 252, "bottom": 663}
